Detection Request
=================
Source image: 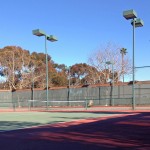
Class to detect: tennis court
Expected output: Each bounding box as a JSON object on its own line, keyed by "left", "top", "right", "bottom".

{"left": 0, "top": 111, "right": 122, "bottom": 131}
{"left": 0, "top": 110, "right": 150, "bottom": 150}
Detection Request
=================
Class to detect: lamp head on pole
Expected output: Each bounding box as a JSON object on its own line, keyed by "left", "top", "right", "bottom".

{"left": 106, "top": 61, "right": 113, "bottom": 65}
{"left": 123, "top": 9, "right": 137, "bottom": 20}
{"left": 131, "top": 18, "right": 144, "bottom": 27}
{"left": 47, "top": 35, "right": 58, "bottom": 42}
{"left": 32, "top": 29, "right": 58, "bottom": 42}
{"left": 32, "top": 29, "right": 46, "bottom": 36}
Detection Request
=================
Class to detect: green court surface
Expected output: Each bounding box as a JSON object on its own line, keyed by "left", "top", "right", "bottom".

{"left": 0, "top": 112, "right": 125, "bottom": 132}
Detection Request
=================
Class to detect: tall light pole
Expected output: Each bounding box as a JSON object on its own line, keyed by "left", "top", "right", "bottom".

{"left": 32, "top": 29, "right": 57, "bottom": 108}
{"left": 106, "top": 61, "right": 114, "bottom": 106}
{"left": 68, "top": 66, "right": 71, "bottom": 89}
{"left": 123, "top": 10, "right": 144, "bottom": 110}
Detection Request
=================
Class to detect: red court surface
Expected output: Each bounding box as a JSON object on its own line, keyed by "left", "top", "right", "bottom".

{"left": 0, "top": 111, "right": 150, "bottom": 150}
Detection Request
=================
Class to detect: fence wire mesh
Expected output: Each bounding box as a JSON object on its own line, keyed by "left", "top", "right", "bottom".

{"left": 0, "top": 84, "right": 150, "bottom": 111}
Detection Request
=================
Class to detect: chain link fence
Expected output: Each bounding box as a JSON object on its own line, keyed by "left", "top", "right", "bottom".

{"left": 0, "top": 83, "right": 150, "bottom": 111}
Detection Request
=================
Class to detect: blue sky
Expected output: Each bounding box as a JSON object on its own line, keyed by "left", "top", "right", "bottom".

{"left": 0, "top": 0, "right": 150, "bottom": 81}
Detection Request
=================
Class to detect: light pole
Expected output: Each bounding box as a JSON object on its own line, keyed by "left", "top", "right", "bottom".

{"left": 31, "top": 69, "right": 34, "bottom": 101}
{"left": 68, "top": 66, "right": 71, "bottom": 89}
{"left": 32, "top": 29, "right": 57, "bottom": 108}
{"left": 123, "top": 10, "right": 144, "bottom": 110}
{"left": 30, "top": 69, "right": 34, "bottom": 109}
{"left": 106, "top": 61, "right": 114, "bottom": 106}
{"left": 65, "top": 66, "right": 71, "bottom": 87}
{"left": 65, "top": 66, "right": 71, "bottom": 103}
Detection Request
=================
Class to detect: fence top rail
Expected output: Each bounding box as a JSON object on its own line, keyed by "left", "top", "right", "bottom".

{"left": 28, "top": 100, "right": 86, "bottom": 103}
{"left": 135, "top": 66, "right": 150, "bottom": 68}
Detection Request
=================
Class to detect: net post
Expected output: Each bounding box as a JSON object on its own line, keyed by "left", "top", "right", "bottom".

{"left": 85, "top": 98, "right": 88, "bottom": 110}
{"left": 11, "top": 92, "right": 16, "bottom": 112}
{"left": 12, "top": 100, "right": 16, "bottom": 112}
{"left": 28, "top": 100, "right": 31, "bottom": 111}
{"left": 46, "top": 100, "right": 48, "bottom": 110}
{"left": 33, "top": 99, "right": 35, "bottom": 108}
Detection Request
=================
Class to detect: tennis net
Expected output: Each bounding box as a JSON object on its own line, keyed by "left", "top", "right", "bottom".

{"left": 28, "top": 99, "right": 88, "bottom": 110}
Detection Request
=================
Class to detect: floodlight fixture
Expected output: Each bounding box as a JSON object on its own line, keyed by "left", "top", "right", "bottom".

{"left": 131, "top": 18, "right": 144, "bottom": 27}
{"left": 123, "top": 9, "right": 137, "bottom": 20}
{"left": 32, "top": 29, "right": 45, "bottom": 36}
{"left": 106, "top": 61, "right": 113, "bottom": 65}
{"left": 47, "top": 35, "right": 58, "bottom": 42}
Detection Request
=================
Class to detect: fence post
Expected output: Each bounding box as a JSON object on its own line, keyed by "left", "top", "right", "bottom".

{"left": 85, "top": 98, "right": 87, "bottom": 110}
{"left": 11, "top": 90, "right": 16, "bottom": 111}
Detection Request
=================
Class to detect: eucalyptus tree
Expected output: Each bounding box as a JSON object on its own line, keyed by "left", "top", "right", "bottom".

{"left": 70, "top": 63, "right": 98, "bottom": 86}
{"left": 0, "top": 46, "right": 32, "bottom": 89}
{"left": 0, "top": 46, "right": 50, "bottom": 89}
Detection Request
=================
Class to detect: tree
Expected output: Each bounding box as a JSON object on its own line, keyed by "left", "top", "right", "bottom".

{"left": 52, "top": 63, "right": 68, "bottom": 86}
{"left": 82, "top": 66, "right": 99, "bottom": 84}
{"left": 88, "top": 43, "right": 132, "bottom": 84}
{"left": 70, "top": 63, "right": 90, "bottom": 85}
{"left": 0, "top": 46, "right": 53, "bottom": 89}
{"left": 0, "top": 46, "right": 70, "bottom": 89}
{"left": 66, "top": 63, "right": 99, "bottom": 86}
{"left": 51, "top": 72, "right": 67, "bottom": 86}
{"left": 0, "top": 46, "right": 32, "bottom": 89}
